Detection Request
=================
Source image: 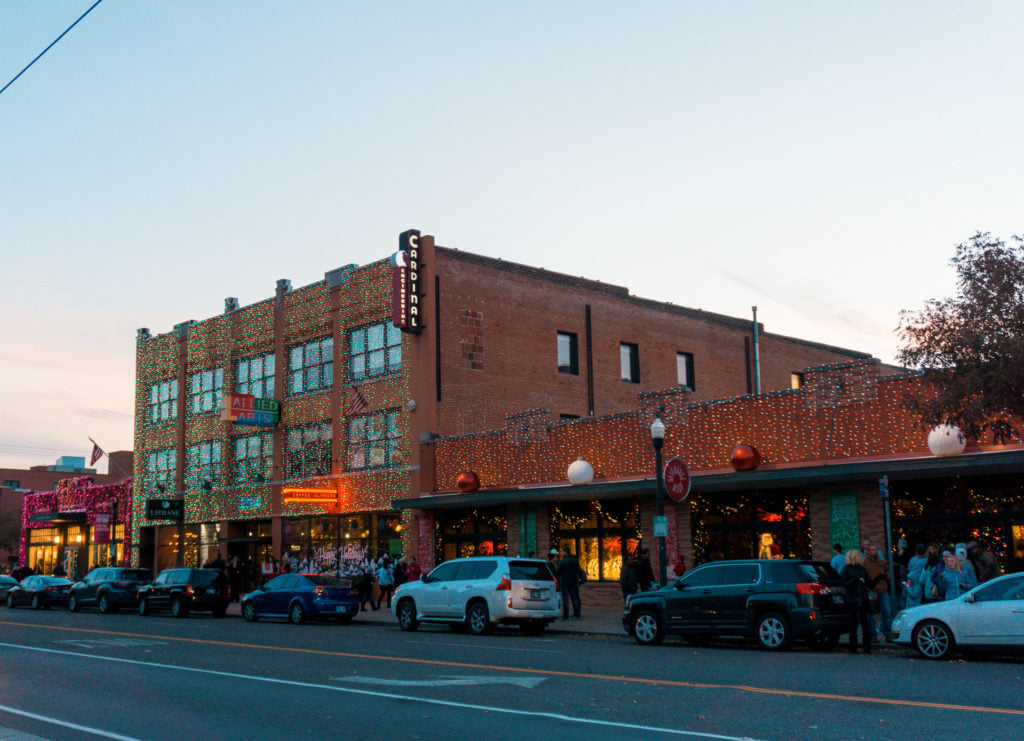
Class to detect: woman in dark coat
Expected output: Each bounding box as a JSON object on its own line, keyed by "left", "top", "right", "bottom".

{"left": 840, "top": 549, "right": 873, "bottom": 654}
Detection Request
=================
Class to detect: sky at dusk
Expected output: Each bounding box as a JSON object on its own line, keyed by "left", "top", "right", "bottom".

{"left": 1, "top": 1, "right": 1022, "bottom": 470}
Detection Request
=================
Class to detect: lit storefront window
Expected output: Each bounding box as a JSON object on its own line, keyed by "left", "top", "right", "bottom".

{"left": 550, "top": 499, "right": 639, "bottom": 582}
{"left": 436, "top": 509, "right": 508, "bottom": 564}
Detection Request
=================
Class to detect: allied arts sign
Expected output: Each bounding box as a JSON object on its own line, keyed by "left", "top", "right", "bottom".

{"left": 392, "top": 228, "right": 424, "bottom": 333}
{"left": 221, "top": 393, "right": 280, "bottom": 427}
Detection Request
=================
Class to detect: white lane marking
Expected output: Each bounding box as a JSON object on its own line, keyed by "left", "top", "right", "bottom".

{"left": 404, "top": 639, "right": 566, "bottom": 654}
{"left": 0, "top": 642, "right": 756, "bottom": 740}
{"left": 54, "top": 639, "right": 166, "bottom": 649}
{"left": 0, "top": 704, "right": 140, "bottom": 741}
{"left": 334, "top": 674, "right": 547, "bottom": 688}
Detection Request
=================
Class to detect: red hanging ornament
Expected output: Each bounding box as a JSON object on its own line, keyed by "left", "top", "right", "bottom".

{"left": 729, "top": 443, "right": 761, "bottom": 471}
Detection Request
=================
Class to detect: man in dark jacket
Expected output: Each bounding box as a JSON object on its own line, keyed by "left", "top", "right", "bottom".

{"left": 636, "top": 549, "right": 655, "bottom": 592}
{"left": 966, "top": 541, "right": 1001, "bottom": 583}
{"left": 556, "top": 546, "right": 583, "bottom": 619}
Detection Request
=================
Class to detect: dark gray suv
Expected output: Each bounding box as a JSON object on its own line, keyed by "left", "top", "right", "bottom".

{"left": 623, "top": 559, "right": 853, "bottom": 650}
{"left": 68, "top": 567, "right": 152, "bottom": 614}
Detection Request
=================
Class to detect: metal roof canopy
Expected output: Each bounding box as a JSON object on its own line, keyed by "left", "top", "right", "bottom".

{"left": 393, "top": 449, "right": 1024, "bottom": 511}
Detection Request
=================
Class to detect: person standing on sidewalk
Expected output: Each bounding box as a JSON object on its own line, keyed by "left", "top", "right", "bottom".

{"left": 619, "top": 552, "right": 638, "bottom": 605}
{"left": 636, "top": 549, "right": 655, "bottom": 592}
{"left": 556, "top": 546, "right": 583, "bottom": 619}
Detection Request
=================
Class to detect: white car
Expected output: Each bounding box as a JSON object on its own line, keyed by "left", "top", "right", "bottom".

{"left": 891, "top": 572, "right": 1024, "bottom": 659}
{"left": 392, "top": 556, "right": 561, "bottom": 635}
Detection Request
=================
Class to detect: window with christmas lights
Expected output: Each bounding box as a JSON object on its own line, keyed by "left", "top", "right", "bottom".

{"left": 235, "top": 353, "right": 275, "bottom": 398}
{"left": 233, "top": 433, "right": 273, "bottom": 484}
{"left": 186, "top": 440, "right": 222, "bottom": 489}
{"left": 285, "top": 421, "right": 333, "bottom": 478}
{"left": 550, "top": 499, "right": 640, "bottom": 582}
{"left": 350, "top": 322, "right": 402, "bottom": 381}
{"left": 148, "top": 379, "right": 178, "bottom": 424}
{"left": 146, "top": 448, "right": 176, "bottom": 493}
{"left": 347, "top": 411, "right": 400, "bottom": 470}
{"left": 188, "top": 368, "right": 224, "bottom": 415}
{"left": 288, "top": 337, "right": 333, "bottom": 395}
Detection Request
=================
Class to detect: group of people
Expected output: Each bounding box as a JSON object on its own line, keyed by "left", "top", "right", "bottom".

{"left": 833, "top": 537, "right": 1002, "bottom": 654}
{"left": 258, "top": 550, "right": 423, "bottom": 610}
{"left": 618, "top": 549, "right": 687, "bottom": 604}
{"left": 202, "top": 553, "right": 250, "bottom": 602}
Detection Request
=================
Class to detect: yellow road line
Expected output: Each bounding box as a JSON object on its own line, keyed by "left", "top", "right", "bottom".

{"left": 3, "top": 620, "right": 1022, "bottom": 717}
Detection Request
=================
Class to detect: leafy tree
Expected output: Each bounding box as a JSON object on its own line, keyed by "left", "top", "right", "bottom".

{"left": 897, "top": 231, "right": 1024, "bottom": 443}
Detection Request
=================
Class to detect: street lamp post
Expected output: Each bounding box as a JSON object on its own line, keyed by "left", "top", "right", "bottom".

{"left": 651, "top": 417, "right": 668, "bottom": 587}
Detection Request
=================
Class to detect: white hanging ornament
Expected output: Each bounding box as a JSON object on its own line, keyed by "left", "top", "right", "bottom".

{"left": 927, "top": 425, "right": 966, "bottom": 457}
{"left": 567, "top": 457, "right": 595, "bottom": 485}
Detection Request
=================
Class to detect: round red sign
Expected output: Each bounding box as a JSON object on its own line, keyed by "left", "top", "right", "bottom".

{"left": 664, "top": 457, "right": 691, "bottom": 503}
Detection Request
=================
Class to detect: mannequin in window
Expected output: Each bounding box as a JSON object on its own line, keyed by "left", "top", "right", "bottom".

{"left": 759, "top": 533, "right": 781, "bottom": 559}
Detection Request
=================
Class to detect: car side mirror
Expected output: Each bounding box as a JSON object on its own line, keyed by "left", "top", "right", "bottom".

{"left": 675, "top": 580, "right": 688, "bottom": 590}
{"left": 964, "top": 593, "right": 975, "bottom": 603}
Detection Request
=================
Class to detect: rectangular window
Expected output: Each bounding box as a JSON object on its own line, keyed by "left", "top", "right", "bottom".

{"left": 236, "top": 353, "right": 275, "bottom": 398}
{"left": 791, "top": 372, "right": 805, "bottom": 390}
{"left": 350, "top": 322, "right": 402, "bottom": 381}
{"left": 288, "top": 337, "right": 333, "bottom": 395}
{"left": 676, "top": 352, "right": 695, "bottom": 390}
{"left": 148, "top": 379, "right": 178, "bottom": 424}
{"left": 188, "top": 368, "right": 224, "bottom": 415}
{"left": 3, "top": 480, "right": 19, "bottom": 489}
{"left": 347, "top": 411, "right": 400, "bottom": 470}
{"left": 146, "top": 449, "right": 176, "bottom": 493}
{"left": 186, "top": 441, "right": 222, "bottom": 489}
{"left": 233, "top": 433, "right": 273, "bottom": 484}
{"left": 285, "top": 422, "right": 333, "bottom": 478}
{"left": 557, "top": 331, "right": 578, "bottom": 375}
{"left": 620, "top": 342, "right": 639, "bottom": 383}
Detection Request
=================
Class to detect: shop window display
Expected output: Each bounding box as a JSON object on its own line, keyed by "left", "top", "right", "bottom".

{"left": 550, "top": 499, "right": 640, "bottom": 582}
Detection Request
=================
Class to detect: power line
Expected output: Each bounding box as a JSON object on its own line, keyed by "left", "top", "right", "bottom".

{"left": 0, "top": 0, "right": 105, "bottom": 97}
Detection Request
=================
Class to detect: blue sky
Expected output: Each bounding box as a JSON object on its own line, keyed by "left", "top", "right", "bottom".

{"left": 1, "top": 1, "right": 1022, "bottom": 470}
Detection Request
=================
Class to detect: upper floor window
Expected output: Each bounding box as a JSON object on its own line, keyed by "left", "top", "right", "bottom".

{"left": 2, "top": 480, "right": 20, "bottom": 489}
{"left": 557, "top": 331, "right": 579, "bottom": 375}
{"left": 620, "top": 343, "right": 639, "bottom": 383}
{"left": 285, "top": 422, "right": 333, "bottom": 479}
{"left": 236, "top": 353, "right": 275, "bottom": 398}
{"left": 790, "top": 372, "right": 805, "bottom": 390}
{"left": 188, "top": 368, "right": 224, "bottom": 415}
{"left": 288, "top": 337, "right": 333, "bottom": 395}
{"left": 186, "top": 441, "right": 222, "bottom": 490}
{"left": 146, "top": 449, "right": 176, "bottom": 493}
{"left": 676, "top": 352, "right": 695, "bottom": 391}
{"left": 233, "top": 433, "right": 273, "bottom": 484}
{"left": 347, "top": 411, "right": 400, "bottom": 470}
{"left": 350, "top": 322, "right": 402, "bottom": 381}
{"left": 148, "top": 379, "right": 178, "bottom": 424}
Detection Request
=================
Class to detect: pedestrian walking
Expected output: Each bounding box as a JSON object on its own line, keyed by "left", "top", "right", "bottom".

{"left": 556, "top": 546, "right": 583, "bottom": 619}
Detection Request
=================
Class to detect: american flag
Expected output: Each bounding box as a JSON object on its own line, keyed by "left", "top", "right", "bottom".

{"left": 347, "top": 387, "right": 369, "bottom": 416}
{"left": 89, "top": 439, "right": 105, "bottom": 466}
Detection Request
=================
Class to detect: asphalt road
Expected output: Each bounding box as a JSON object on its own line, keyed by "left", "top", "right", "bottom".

{"left": 1, "top": 607, "right": 1022, "bottom": 740}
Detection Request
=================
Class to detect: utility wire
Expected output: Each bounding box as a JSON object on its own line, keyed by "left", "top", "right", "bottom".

{"left": 0, "top": 0, "right": 104, "bottom": 97}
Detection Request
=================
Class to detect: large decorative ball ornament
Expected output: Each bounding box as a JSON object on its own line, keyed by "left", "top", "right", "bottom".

{"left": 456, "top": 471, "right": 481, "bottom": 492}
{"left": 567, "top": 457, "right": 595, "bottom": 485}
{"left": 729, "top": 443, "right": 761, "bottom": 471}
{"left": 927, "top": 425, "right": 966, "bottom": 457}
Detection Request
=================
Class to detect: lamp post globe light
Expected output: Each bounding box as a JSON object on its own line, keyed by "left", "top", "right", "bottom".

{"left": 650, "top": 417, "right": 668, "bottom": 587}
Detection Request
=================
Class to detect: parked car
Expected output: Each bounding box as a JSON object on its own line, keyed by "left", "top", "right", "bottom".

{"left": 137, "top": 568, "right": 229, "bottom": 618}
{"left": 241, "top": 573, "right": 359, "bottom": 624}
{"left": 0, "top": 575, "right": 18, "bottom": 601}
{"left": 891, "top": 572, "right": 1024, "bottom": 660}
{"left": 623, "top": 559, "right": 853, "bottom": 650}
{"left": 5, "top": 575, "right": 74, "bottom": 610}
{"left": 392, "top": 556, "right": 560, "bottom": 635}
{"left": 68, "top": 567, "right": 152, "bottom": 614}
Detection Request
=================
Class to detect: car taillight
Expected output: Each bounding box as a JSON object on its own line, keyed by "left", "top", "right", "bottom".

{"left": 114, "top": 581, "right": 131, "bottom": 588}
{"left": 313, "top": 587, "right": 326, "bottom": 596}
{"left": 185, "top": 584, "right": 194, "bottom": 595}
{"left": 496, "top": 575, "right": 512, "bottom": 591}
{"left": 796, "top": 582, "right": 829, "bottom": 595}
{"left": 45, "top": 586, "right": 59, "bottom": 591}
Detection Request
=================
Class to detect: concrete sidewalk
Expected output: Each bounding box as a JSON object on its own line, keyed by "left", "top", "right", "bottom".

{"left": 226, "top": 598, "right": 628, "bottom": 636}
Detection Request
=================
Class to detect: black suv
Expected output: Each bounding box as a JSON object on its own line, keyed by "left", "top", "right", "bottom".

{"left": 623, "top": 559, "right": 853, "bottom": 650}
{"left": 137, "top": 568, "right": 229, "bottom": 618}
{"left": 68, "top": 567, "right": 152, "bottom": 613}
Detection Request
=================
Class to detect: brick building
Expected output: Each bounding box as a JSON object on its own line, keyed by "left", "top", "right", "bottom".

{"left": 400, "top": 361, "right": 1024, "bottom": 608}
{"left": 131, "top": 230, "right": 872, "bottom": 579}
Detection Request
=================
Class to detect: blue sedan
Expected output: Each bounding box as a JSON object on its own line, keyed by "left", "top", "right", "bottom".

{"left": 241, "top": 573, "right": 359, "bottom": 625}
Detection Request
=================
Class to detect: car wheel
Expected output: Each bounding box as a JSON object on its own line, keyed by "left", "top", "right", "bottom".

{"left": 242, "top": 601, "right": 258, "bottom": 622}
{"left": 913, "top": 620, "right": 955, "bottom": 660}
{"left": 31, "top": 594, "right": 43, "bottom": 610}
{"left": 465, "top": 601, "right": 492, "bottom": 636}
{"left": 289, "top": 601, "right": 306, "bottom": 625}
{"left": 631, "top": 609, "right": 665, "bottom": 645}
{"left": 68, "top": 594, "right": 80, "bottom": 613}
{"left": 396, "top": 599, "right": 419, "bottom": 631}
{"left": 98, "top": 594, "right": 113, "bottom": 614}
{"left": 170, "top": 596, "right": 190, "bottom": 618}
{"left": 519, "top": 620, "right": 546, "bottom": 636}
{"left": 5, "top": 594, "right": 13, "bottom": 609}
{"left": 138, "top": 597, "right": 150, "bottom": 616}
{"left": 755, "top": 612, "right": 792, "bottom": 651}
{"left": 336, "top": 614, "right": 353, "bottom": 625}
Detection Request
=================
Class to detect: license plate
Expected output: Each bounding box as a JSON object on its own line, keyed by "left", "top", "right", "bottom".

{"left": 529, "top": 590, "right": 545, "bottom": 599}
{"left": 206, "top": 587, "right": 218, "bottom": 594}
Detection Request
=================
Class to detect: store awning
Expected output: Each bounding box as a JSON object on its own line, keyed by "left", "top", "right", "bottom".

{"left": 392, "top": 448, "right": 1024, "bottom": 511}
{"left": 28, "top": 511, "right": 88, "bottom": 524}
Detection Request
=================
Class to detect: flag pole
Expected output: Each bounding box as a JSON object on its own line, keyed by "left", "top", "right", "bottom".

{"left": 88, "top": 437, "right": 131, "bottom": 480}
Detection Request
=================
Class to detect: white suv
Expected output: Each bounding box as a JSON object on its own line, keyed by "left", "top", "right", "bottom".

{"left": 392, "top": 556, "right": 561, "bottom": 635}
